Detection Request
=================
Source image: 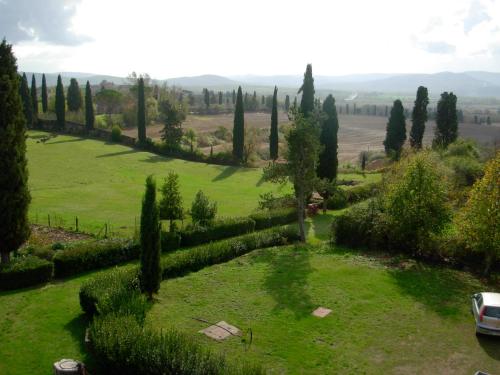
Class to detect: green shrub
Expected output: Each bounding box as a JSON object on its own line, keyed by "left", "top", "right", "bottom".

{"left": 249, "top": 208, "right": 297, "bottom": 230}
{"left": 0, "top": 256, "right": 53, "bottom": 290}
{"left": 110, "top": 125, "right": 122, "bottom": 142}
{"left": 326, "top": 190, "right": 348, "bottom": 209}
{"left": 25, "top": 245, "right": 56, "bottom": 261}
{"left": 191, "top": 190, "right": 217, "bottom": 226}
{"left": 445, "top": 156, "right": 483, "bottom": 187}
{"left": 326, "top": 182, "right": 381, "bottom": 209}
{"left": 160, "top": 231, "right": 181, "bottom": 252}
{"left": 180, "top": 217, "right": 255, "bottom": 247}
{"left": 53, "top": 239, "right": 139, "bottom": 278}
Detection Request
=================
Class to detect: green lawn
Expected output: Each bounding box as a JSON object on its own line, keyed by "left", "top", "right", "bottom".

{"left": 26, "top": 131, "right": 379, "bottom": 236}
{"left": 149, "top": 244, "right": 500, "bottom": 374}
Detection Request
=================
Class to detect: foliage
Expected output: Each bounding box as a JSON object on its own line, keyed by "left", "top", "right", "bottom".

{"left": 85, "top": 81, "right": 95, "bottom": 131}
{"left": 41, "top": 73, "right": 48, "bottom": 113}
{"left": 139, "top": 175, "right": 161, "bottom": 299}
{"left": 110, "top": 125, "right": 122, "bottom": 142}
{"left": 433, "top": 92, "right": 458, "bottom": 148}
{"left": 383, "top": 99, "right": 406, "bottom": 159}
{"left": 0, "top": 256, "right": 53, "bottom": 290}
{"left": 233, "top": 86, "right": 245, "bottom": 162}
{"left": 458, "top": 152, "right": 500, "bottom": 274}
{"left": 270, "top": 86, "right": 279, "bottom": 160}
{"left": 249, "top": 208, "right": 298, "bottom": 230}
{"left": 94, "top": 88, "right": 123, "bottom": 114}
{"left": 137, "top": 77, "right": 146, "bottom": 143}
{"left": 409, "top": 86, "right": 429, "bottom": 149}
{"left": 0, "top": 39, "right": 31, "bottom": 264}
{"left": 180, "top": 217, "right": 255, "bottom": 247}
{"left": 257, "top": 192, "right": 295, "bottom": 211}
{"left": 191, "top": 190, "right": 217, "bottom": 226}
{"left": 19, "top": 73, "right": 34, "bottom": 127}
{"left": 298, "top": 64, "right": 315, "bottom": 116}
{"left": 52, "top": 239, "right": 139, "bottom": 278}
{"left": 184, "top": 128, "right": 197, "bottom": 152}
{"left": 66, "top": 78, "right": 82, "bottom": 112}
{"left": 159, "top": 99, "right": 186, "bottom": 150}
{"left": 159, "top": 172, "right": 184, "bottom": 231}
{"left": 55, "top": 74, "right": 65, "bottom": 130}
{"left": 30, "top": 74, "right": 38, "bottom": 121}
{"left": 317, "top": 94, "right": 339, "bottom": 181}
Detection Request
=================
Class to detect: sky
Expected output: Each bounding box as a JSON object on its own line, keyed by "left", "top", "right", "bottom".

{"left": 1, "top": 0, "right": 500, "bottom": 78}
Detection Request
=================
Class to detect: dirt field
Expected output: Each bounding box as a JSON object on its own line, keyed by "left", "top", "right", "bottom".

{"left": 123, "top": 113, "right": 500, "bottom": 163}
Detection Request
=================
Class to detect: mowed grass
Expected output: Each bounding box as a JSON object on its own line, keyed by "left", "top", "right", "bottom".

{"left": 149, "top": 244, "right": 500, "bottom": 374}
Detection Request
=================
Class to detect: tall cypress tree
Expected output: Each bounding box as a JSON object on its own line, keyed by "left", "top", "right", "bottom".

{"left": 233, "top": 86, "right": 245, "bottom": 162}
{"left": 140, "top": 175, "right": 161, "bottom": 300}
{"left": 55, "top": 74, "right": 65, "bottom": 130}
{"left": 232, "top": 89, "right": 236, "bottom": 105}
{"left": 383, "top": 99, "right": 406, "bottom": 159}
{"left": 41, "top": 73, "right": 48, "bottom": 113}
{"left": 409, "top": 86, "right": 429, "bottom": 149}
{"left": 30, "top": 74, "right": 38, "bottom": 122}
{"left": 67, "top": 78, "right": 82, "bottom": 112}
{"left": 0, "top": 39, "right": 31, "bottom": 264}
{"left": 284, "top": 94, "right": 290, "bottom": 112}
{"left": 137, "top": 77, "right": 146, "bottom": 143}
{"left": 85, "top": 81, "right": 95, "bottom": 132}
{"left": 19, "top": 73, "right": 33, "bottom": 128}
{"left": 433, "top": 91, "right": 458, "bottom": 148}
{"left": 298, "top": 64, "right": 315, "bottom": 116}
{"left": 317, "top": 94, "right": 339, "bottom": 180}
{"left": 270, "top": 86, "right": 279, "bottom": 160}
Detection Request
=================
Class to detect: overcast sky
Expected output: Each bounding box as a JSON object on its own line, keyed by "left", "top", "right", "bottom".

{"left": 1, "top": 0, "right": 500, "bottom": 78}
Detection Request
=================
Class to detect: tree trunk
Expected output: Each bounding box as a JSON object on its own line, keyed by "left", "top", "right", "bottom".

{"left": 1, "top": 251, "right": 10, "bottom": 265}
{"left": 297, "top": 192, "right": 306, "bottom": 242}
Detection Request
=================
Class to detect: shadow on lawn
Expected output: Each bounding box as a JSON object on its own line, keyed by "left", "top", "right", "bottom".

{"left": 96, "top": 149, "right": 139, "bottom": 158}
{"left": 251, "top": 246, "right": 314, "bottom": 319}
{"left": 305, "top": 213, "right": 336, "bottom": 242}
{"left": 212, "top": 166, "right": 238, "bottom": 182}
{"left": 45, "top": 138, "right": 86, "bottom": 145}
{"left": 64, "top": 314, "right": 95, "bottom": 368}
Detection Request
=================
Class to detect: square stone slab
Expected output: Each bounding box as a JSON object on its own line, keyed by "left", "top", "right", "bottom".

{"left": 312, "top": 307, "right": 332, "bottom": 318}
{"left": 199, "top": 321, "right": 241, "bottom": 341}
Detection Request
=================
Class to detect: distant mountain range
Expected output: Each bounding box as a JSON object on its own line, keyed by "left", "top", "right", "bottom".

{"left": 21, "top": 71, "right": 500, "bottom": 97}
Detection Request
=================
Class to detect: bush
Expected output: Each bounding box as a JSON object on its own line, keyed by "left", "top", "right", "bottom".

{"left": 191, "top": 190, "right": 217, "bottom": 226}
{"left": 258, "top": 192, "right": 295, "bottom": 210}
{"left": 110, "top": 125, "right": 122, "bottom": 142}
{"left": 53, "top": 239, "right": 139, "bottom": 278}
{"left": 326, "top": 190, "right": 348, "bottom": 209}
{"left": 0, "top": 256, "right": 53, "bottom": 290}
{"left": 25, "top": 245, "right": 56, "bottom": 261}
{"left": 249, "top": 208, "right": 297, "bottom": 230}
{"left": 445, "top": 156, "right": 483, "bottom": 187}
{"left": 326, "top": 182, "right": 382, "bottom": 209}
{"left": 161, "top": 231, "right": 181, "bottom": 252}
{"left": 179, "top": 217, "right": 255, "bottom": 247}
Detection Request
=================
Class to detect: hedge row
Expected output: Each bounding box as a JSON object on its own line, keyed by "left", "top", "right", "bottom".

{"left": 249, "top": 208, "right": 297, "bottom": 230}
{"left": 327, "top": 182, "right": 381, "bottom": 209}
{"left": 0, "top": 256, "right": 53, "bottom": 291}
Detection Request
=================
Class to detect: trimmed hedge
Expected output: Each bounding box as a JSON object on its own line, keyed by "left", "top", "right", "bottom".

{"left": 53, "top": 239, "right": 139, "bottom": 278}
{"left": 0, "top": 256, "right": 53, "bottom": 291}
{"left": 327, "top": 182, "right": 381, "bottom": 209}
{"left": 179, "top": 217, "right": 256, "bottom": 247}
{"left": 249, "top": 208, "right": 297, "bottom": 230}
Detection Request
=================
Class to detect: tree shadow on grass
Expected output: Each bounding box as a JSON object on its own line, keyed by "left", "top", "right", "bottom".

{"left": 64, "top": 314, "right": 94, "bottom": 368}
{"left": 212, "top": 166, "right": 238, "bottom": 182}
{"left": 255, "top": 174, "right": 266, "bottom": 187}
{"left": 140, "top": 155, "right": 173, "bottom": 163}
{"left": 250, "top": 245, "right": 314, "bottom": 319}
{"left": 96, "top": 149, "right": 140, "bottom": 158}
{"left": 388, "top": 263, "right": 481, "bottom": 318}
{"left": 45, "top": 138, "right": 85, "bottom": 145}
{"left": 305, "top": 213, "right": 335, "bottom": 243}
{"left": 477, "top": 334, "right": 500, "bottom": 361}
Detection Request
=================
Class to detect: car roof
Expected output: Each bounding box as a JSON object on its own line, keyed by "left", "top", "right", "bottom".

{"left": 481, "top": 292, "right": 500, "bottom": 307}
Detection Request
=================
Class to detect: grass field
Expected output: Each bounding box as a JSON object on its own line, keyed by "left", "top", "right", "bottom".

{"left": 149, "top": 244, "right": 500, "bottom": 374}
{"left": 26, "top": 131, "right": 377, "bottom": 236}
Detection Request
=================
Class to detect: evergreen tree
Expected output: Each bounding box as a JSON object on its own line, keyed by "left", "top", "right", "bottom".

{"left": 41, "top": 73, "right": 48, "bottom": 113}
{"left": 409, "top": 86, "right": 429, "bottom": 149}
{"left": 191, "top": 190, "right": 217, "bottom": 226}
{"left": 0, "top": 39, "right": 31, "bottom": 264}
{"left": 270, "top": 86, "right": 279, "bottom": 161}
{"left": 298, "top": 64, "right": 315, "bottom": 116}
{"left": 67, "top": 78, "right": 82, "bottom": 111}
{"left": 233, "top": 86, "right": 245, "bottom": 161}
{"left": 159, "top": 172, "right": 184, "bottom": 231}
{"left": 383, "top": 99, "right": 406, "bottom": 159}
{"left": 261, "top": 95, "right": 265, "bottom": 106}
{"left": 433, "top": 92, "right": 458, "bottom": 148}
{"left": 137, "top": 77, "right": 146, "bottom": 143}
{"left": 85, "top": 81, "right": 95, "bottom": 132}
{"left": 30, "top": 74, "right": 38, "bottom": 121}
{"left": 284, "top": 95, "right": 290, "bottom": 112}
{"left": 293, "top": 96, "right": 297, "bottom": 109}
{"left": 203, "top": 88, "right": 210, "bottom": 108}
{"left": 140, "top": 175, "right": 161, "bottom": 300}
{"left": 19, "top": 73, "right": 33, "bottom": 128}
{"left": 317, "top": 94, "right": 339, "bottom": 180}
{"left": 218, "top": 91, "right": 223, "bottom": 105}
{"left": 55, "top": 74, "right": 65, "bottom": 130}
{"left": 345, "top": 103, "right": 349, "bottom": 115}
{"left": 232, "top": 89, "right": 236, "bottom": 105}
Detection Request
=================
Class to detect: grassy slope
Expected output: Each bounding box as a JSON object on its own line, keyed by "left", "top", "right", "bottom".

{"left": 149, "top": 244, "right": 500, "bottom": 374}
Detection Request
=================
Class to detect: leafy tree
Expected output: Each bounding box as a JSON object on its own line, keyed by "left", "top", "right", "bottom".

{"left": 409, "top": 86, "right": 429, "bottom": 149}
{"left": 159, "top": 99, "right": 186, "bottom": 150}
{"left": 191, "top": 190, "right": 217, "bottom": 226}
{"left": 317, "top": 94, "right": 339, "bottom": 181}
{"left": 269, "top": 86, "right": 279, "bottom": 161}
{"left": 137, "top": 77, "right": 146, "bottom": 143}
{"left": 184, "top": 128, "right": 196, "bottom": 153}
{"left": 159, "top": 172, "right": 184, "bottom": 231}
{"left": 0, "top": 39, "right": 31, "bottom": 264}
{"left": 298, "top": 64, "right": 315, "bottom": 116}
{"left": 19, "top": 73, "right": 33, "bottom": 127}
{"left": 140, "top": 175, "right": 161, "bottom": 300}
{"left": 433, "top": 92, "right": 458, "bottom": 148}
{"left": 284, "top": 94, "right": 290, "bottom": 112}
{"left": 94, "top": 89, "right": 123, "bottom": 114}
{"left": 383, "top": 99, "right": 406, "bottom": 159}
{"left": 233, "top": 86, "right": 245, "bottom": 162}
{"left": 264, "top": 111, "right": 320, "bottom": 241}
{"left": 30, "top": 74, "right": 38, "bottom": 121}
{"left": 67, "top": 78, "right": 82, "bottom": 111}
{"left": 85, "top": 81, "right": 95, "bottom": 132}
{"left": 458, "top": 152, "right": 499, "bottom": 275}
{"left": 41, "top": 73, "right": 48, "bottom": 113}
{"left": 55, "top": 74, "right": 65, "bottom": 130}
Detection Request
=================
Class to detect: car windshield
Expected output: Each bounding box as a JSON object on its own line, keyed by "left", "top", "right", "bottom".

{"left": 485, "top": 306, "right": 500, "bottom": 318}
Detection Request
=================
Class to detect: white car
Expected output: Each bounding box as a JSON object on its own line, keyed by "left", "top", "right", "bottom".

{"left": 471, "top": 292, "right": 500, "bottom": 336}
